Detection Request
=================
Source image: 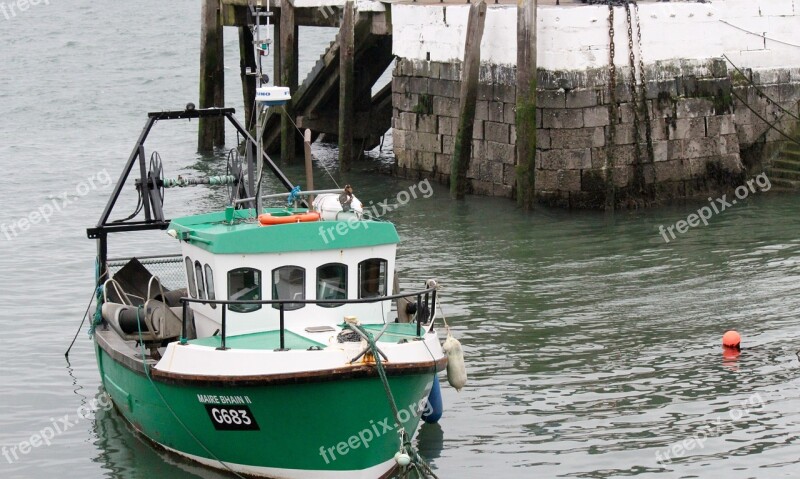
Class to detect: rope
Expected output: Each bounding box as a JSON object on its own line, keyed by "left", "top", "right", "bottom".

{"left": 348, "top": 323, "right": 440, "bottom": 479}
{"left": 722, "top": 54, "right": 800, "bottom": 123}
{"left": 719, "top": 19, "right": 800, "bottom": 49}
{"left": 65, "top": 284, "right": 100, "bottom": 357}
{"left": 133, "top": 307, "right": 248, "bottom": 479}
{"left": 730, "top": 89, "right": 800, "bottom": 146}
{"left": 286, "top": 185, "right": 302, "bottom": 206}
{"left": 87, "top": 286, "right": 105, "bottom": 337}
{"left": 280, "top": 105, "right": 342, "bottom": 189}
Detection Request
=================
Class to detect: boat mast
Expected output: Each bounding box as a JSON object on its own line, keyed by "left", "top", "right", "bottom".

{"left": 250, "top": 0, "right": 273, "bottom": 214}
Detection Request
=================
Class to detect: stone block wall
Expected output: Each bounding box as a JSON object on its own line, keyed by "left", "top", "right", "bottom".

{"left": 731, "top": 68, "right": 800, "bottom": 169}
{"left": 392, "top": 59, "right": 516, "bottom": 197}
{"left": 389, "top": 0, "right": 800, "bottom": 208}
{"left": 392, "top": 57, "right": 800, "bottom": 208}
{"left": 392, "top": 59, "right": 517, "bottom": 198}
{"left": 534, "top": 59, "right": 746, "bottom": 208}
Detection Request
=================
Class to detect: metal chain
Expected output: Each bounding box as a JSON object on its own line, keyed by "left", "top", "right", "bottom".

{"left": 634, "top": 2, "right": 655, "bottom": 170}
{"left": 606, "top": 2, "right": 618, "bottom": 210}
{"left": 633, "top": 1, "right": 655, "bottom": 204}
{"left": 624, "top": 1, "right": 644, "bottom": 197}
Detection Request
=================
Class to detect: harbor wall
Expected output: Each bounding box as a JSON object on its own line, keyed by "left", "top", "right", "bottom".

{"left": 390, "top": 0, "right": 800, "bottom": 207}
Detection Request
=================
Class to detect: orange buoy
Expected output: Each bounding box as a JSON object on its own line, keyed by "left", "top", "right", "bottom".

{"left": 258, "top": 211, "right": 320, "bottom": 226}
{"left": 722, "top": 330, "right": 741, "bottom": 349}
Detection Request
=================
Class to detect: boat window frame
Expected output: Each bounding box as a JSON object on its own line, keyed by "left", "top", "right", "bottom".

{"left": 185, "top": 256, "right": 197, "bottom": 298}
{"left": 194, "top": 261, "right": 207, "bottom": 301}
{"left": 271, "top": 265, "right": 306, "bottom": 311}
{"left": 358, "top": 258, "right": 388, "bottom": 299}
{"left": 316, "top": 263, "right": 348, "bottom": 308}
{"left": 204, "top": 264, "right": 216, "bottom": 309}
{"left": 227, "top": 267, "right": 262, "bottom": 313}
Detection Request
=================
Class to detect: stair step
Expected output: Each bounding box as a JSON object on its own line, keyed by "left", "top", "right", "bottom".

{"left": 771, "top": 177, "right": 800, "bottom": 189}
{"left": 769, "top": 168, "right": 800, "bottom": 180}
{"left": 773, "top": 158, "right": 800, "bottom": 170}
{"left": 782, "top": 148, "right": 800, "bottom": 159}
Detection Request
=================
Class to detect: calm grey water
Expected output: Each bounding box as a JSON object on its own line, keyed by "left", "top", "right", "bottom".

{"left": 2, "top": 2, "right": 800, "bottom": 478}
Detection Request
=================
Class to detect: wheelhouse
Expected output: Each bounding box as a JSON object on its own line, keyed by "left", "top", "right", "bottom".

{"left": 170, "top": 208, "right": 401, "bottom": 337}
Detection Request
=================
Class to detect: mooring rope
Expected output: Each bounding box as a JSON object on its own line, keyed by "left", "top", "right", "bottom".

{"left": 722, "top": 54, "right": 800, "bottom": 123}
{"left": 64, "top": 283, "right": 101, "bottom": 357}
{"left": 729, "top": 90, "right": 800, "bottom": 146}
{"left": 719, "top": 19, "right": 800, "bottom": 49}
{"left": 348, "top": 323, "right": 440, "bottom": 479}
{"left": 279, "top": 105, "right": 342, "bottom": 189}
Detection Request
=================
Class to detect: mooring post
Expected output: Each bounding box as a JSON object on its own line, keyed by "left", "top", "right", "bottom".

{"left": 339, "top": 0, "right": 356, "bottom": 172}
{"left": 304, "top": 129, "right": 315, "bottom": 204}
{"left": 516, "top": 0, "right": 537, "bottom": 209}
{"left": 239, "top": 26, "right": 257, "bottom": 131}
{"left": 280, "top": 0, "right": 298, "bottom": 163}
{"left": 199, "top": 0, "right": 225, "bottom": 151}
{"left": 450, "top": 0, "right": 487, "bottom": 199}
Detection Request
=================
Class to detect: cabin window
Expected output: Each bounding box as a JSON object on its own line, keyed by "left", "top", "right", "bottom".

{"left": 205, "top": 264, "right": 216, "bottom": 309}
{"left": 317, "top": 263, "right": 348, "bottom": 308}
{"left": 195, "top": 261, "right": 206, "bottom": 300}
{"left": 272, "top": 266, "right": 305, "bottom": 310}
{"left": 185, "top": 257, "right": 197, "bottom": 298}
{"left": 359, "top": 259, "right": 387, "bottom": 298}
{"left": 228, "top": 268, "right": 262, "bottom": 313}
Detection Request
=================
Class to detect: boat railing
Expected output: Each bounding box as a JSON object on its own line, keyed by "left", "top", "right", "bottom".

{"left": 107, "top": 254, "right": 185, "bottom": 290}
{"left": 179, "top": 285, "right": 439, "bottom": 351}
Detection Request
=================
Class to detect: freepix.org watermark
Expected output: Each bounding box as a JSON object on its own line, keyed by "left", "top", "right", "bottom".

{"left": 317, "top": 178, "right": 434, "bottom": 244}
{"left": 655, "top": 393, "right": 764, "bottom": 466}
{"left": 2, "top": 393, "right": 113, "bottom": 464}
{"left": 318, "top": 397, "right": 433, "bottom": 465}
{"left": 1, "top": 169, "right": 112, "bottom": 241}
{"left": 0, "top": 0, "right": 50, "bottom": 21}
{"left": 658, "top": 173, "right": 771, "bottom": 243}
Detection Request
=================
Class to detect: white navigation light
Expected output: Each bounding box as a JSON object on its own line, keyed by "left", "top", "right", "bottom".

{"left": 256, "top": 86, "right": 290, "bottom": 106}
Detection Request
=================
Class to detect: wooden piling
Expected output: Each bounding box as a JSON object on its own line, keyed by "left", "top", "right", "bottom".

{"left": 339, "top": 0, "right": 356, "bottom": 172}
{"left": 280, "top": 0, "right": 299, "bottom": 163}
{"left": 516, "top": 0, "right": 537, "bottom": 209}
{"left": 450, "top": 0, "right": 487, "bottom": 199}
{"left": 239, "top": 26, "right": 257, "bottom": 131}
{"left": 304, "top": 129, "right": 315, "bottom": 204}
{"left": 199, "top": 0, "right": 225, "bottom": 151}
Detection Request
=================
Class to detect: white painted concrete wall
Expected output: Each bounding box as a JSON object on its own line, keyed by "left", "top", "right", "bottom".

{"left": 294, "top": 0, "right": 385, "bottom": 12}
{"left": 392, "top": 0, "right": 800, "bottom": 71}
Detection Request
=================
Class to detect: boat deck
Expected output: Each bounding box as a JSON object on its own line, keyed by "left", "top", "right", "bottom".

{"left": 190, "top": 330, "right": 325, "bottom": 350}
{"left": 361, "top": 323, "right": 425, "bottom": 342}
{"left": 188, "top": 323, "right": 424, "bottom": 350}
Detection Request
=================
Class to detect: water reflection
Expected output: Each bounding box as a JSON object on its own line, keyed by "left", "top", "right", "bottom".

{"left": 416, "top": 422, "right": 445, "bottom": 461}
{"left": 92, "top": 389, "right": 230, "bottom": 479}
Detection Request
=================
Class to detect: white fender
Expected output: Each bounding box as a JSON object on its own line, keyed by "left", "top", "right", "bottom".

{"left": 442, "top": 332, "right": 466, "bottom": 392}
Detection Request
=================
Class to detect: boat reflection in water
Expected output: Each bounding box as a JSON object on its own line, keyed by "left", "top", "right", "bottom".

{"left": 416, "top": 422, "right": 445, "bottom": 462}
{"left": 91, "top": 387, "right": 229, "bottom": 479}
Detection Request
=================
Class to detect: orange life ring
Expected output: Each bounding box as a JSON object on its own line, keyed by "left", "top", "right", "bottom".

{"left": 258, "top": 211, "right": 321, "bottom": 226}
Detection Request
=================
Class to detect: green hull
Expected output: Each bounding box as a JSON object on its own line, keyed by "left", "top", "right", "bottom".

{"left": 95, "top": 342, "right": 435, "bottom": 475}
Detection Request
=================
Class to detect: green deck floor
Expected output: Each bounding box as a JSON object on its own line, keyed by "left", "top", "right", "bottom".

{"left": 360, "top": 323, "right": 424, "bottom": 342}
{"left": 190, "top": 323, "right": 422, "bottom": 350}
{"left": 190, "top": 330, "right": 325, "bottom": 350}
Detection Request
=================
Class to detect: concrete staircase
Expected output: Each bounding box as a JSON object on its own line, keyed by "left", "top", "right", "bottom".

{"left": 262, "top": 17, "right": 395, "bottom": 154}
